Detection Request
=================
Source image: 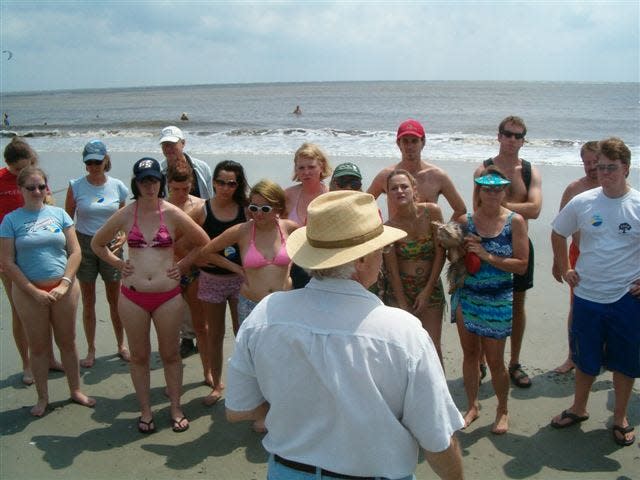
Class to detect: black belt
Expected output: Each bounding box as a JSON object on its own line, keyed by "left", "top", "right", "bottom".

{"left": 274, "top": 455, "right": 375, "bottom": 479}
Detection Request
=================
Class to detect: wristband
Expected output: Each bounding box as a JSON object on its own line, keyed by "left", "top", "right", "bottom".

{"left": 61, "top": 276, "right": 73, "bottom": 284}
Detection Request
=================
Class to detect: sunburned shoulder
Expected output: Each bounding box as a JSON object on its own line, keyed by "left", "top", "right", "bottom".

{"left": 564, "top": 178, "right": 598, "bottom": 199}
{"left": 284, "top": 184, "right": 301, "bottom": 194}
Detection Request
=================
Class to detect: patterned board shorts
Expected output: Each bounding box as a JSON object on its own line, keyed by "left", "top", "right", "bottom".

{"left": 197, "top": 271, "right": 243, "bottom": 304}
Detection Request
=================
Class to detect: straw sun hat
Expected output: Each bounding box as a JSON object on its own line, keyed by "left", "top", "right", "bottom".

{"left": 287, "top": 191, "right": 407, "bottom": 270}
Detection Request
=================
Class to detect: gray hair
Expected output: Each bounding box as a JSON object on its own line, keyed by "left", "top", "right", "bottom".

{"left": 307, "top": 261, "right": 357, "bottom": 280}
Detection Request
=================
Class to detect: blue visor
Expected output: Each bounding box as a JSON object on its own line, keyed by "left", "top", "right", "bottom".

{"left": 475, "top": 173, "right": 511, "bottom": 186}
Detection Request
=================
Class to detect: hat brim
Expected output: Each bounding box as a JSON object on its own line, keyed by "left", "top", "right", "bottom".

{"left": 332, "top": 171, "right": 362, "bottom": 179}
{"left": 83, "top": 154, "right": 105, "bottom": 162}
{"left": 159, "top": 136, "right": 182, "bottom": 144}
{"left": 287, "top": 225, "right": 406, "bottom": 270}
{"left": 135, "top": 170, "right": 163, "bottom": 181}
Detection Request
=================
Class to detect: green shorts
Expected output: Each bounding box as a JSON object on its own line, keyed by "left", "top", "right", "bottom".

{"left": 76, "top": 231, "right": 122, "bottom": 283}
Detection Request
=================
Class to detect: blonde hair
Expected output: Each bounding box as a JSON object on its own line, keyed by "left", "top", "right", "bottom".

{"left": 292, "top": 143, "right": 332, "bottom": 181}
{"left": 250, "top": 179, "right": 287, "bottom": 216}
{"left": 386, "top": 169, "right": 418, "bottom": 202}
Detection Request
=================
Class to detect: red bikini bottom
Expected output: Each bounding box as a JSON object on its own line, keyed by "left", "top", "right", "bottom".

{"left": 120, "top": 285, "right": 181, "bottom": 313}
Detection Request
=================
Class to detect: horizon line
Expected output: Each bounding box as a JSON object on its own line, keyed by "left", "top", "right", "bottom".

{"left": 2, "top": 78, "right": 638, "bottom": 96}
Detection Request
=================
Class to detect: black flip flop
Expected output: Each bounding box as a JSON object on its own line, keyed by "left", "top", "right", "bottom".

{"left": 137, "top": 416, "right": 155, "bottom": 434}
{"left": 612, "top": 424, "right": 635, "bottom": 447}
{"left": 551, "top": 410, "right": 589, "bottom": 429}
{"left": 171, "top": 416, "right": 190, "bottom": 433}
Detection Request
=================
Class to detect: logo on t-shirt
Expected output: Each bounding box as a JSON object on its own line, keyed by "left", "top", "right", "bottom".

{"left": 94, "top": 195, "right": 105, "bottom": 204}
{"left": 619, "top": 222, "right": 631, "bottom": 234}
{"left": 26, "top": 217, "right": 58, "bottom": 233}
{"left": 590, "top": 214, "right": 603, "bottom": 227}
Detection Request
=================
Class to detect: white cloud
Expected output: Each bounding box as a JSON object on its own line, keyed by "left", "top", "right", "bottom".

{"left": 0, "top": 0, "right": 637, "bottom": 91}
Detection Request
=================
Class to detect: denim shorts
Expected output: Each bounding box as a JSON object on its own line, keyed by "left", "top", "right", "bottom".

{"left": 266, "top": 454, "right": 415, "bottom": 480}
{"left": 76, "top": 232, "right": 122, "bottom": 283}
{"left": 571, "top": 292, "right": 640, "bottom": 378}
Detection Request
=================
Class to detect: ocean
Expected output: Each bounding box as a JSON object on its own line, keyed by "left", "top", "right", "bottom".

{"left": 1, "top": 81, "right": 639, "bottom": 167}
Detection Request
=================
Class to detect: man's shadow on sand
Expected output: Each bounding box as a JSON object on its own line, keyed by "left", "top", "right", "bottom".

{"left": 20, "top": 388, "right": 266, "bottom": 471}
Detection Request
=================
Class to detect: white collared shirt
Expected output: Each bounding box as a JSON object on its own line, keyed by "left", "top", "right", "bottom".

{"left": 226, "top": 277, "right": 464, "bottom": 478}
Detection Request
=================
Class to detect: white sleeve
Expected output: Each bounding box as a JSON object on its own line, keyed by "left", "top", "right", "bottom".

{"left": 400, "top": 336, "right": 464, "bottom": 452}
{"left": 225, "top": 325, "right": 266, "bottom": 412}
{"left": 552, "top": 197, "right": 579, "bottom": 238}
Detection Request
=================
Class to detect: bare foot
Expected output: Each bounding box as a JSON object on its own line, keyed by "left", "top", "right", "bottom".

{"left": 117, "top": 347, "right": 130, "bottom": 362}
{"left": 553, "top": 358, "right": 575, "bottom": 374}
{"left": 463, "top": 406, "right": 480, "bottom": 428}
{"left": 30, "top": 398, "right": 48, "bottom": 417}
{"left": 492, "top": 411, "right": 509, "bottom": 435}
{"left": 70, "top": 391, "right": 96, "bottom": 408}
{"left": 203, "top": 374, "right": 214, "bottom": 387}
{"left": 203, "top": 387, "right": 224, "bottom": 406}
{"left": 252, "top": 419, "right": 267, "bottom": 433}
{"left": 22, "top": 370, "right": 34, "bottom": 386}
{"left": 80, "top": 353, "right": 96, "bottom": 368}
{"left": 49, "top": 360, "right": 64, "bottom": 372}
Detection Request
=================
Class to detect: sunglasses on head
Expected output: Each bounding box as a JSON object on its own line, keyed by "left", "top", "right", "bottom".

{"left": 214, "top": 179, "right": 238, "bottom": 188}
{"left": 25, "top": 184, "right": 47, "bottom": 192}
{"left": 335, "top": 177, "right": 362, "bottom": 190}
{"left": 248, "top": 204, "right": 274, "bottom": 213}
{"left": 85, "top": 160, "right": 104, "bottom": 166}
{"left": 500, "top": 129, "right": 525, "bottom": 140}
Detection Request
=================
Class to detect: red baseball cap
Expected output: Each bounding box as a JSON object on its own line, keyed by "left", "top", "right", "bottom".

{"left": 397, "top": 119, "right": 425, "bottom": 139}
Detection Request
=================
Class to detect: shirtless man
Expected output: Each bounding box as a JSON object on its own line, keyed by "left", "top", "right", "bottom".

{"left": 473, "top": 115, "right": 542, "bottom": 388}
{"left": 552, "top": 141, "right": 600, "bottom": 373}
{"left": 368, "top": 119, "right": 466, "bottom": 220}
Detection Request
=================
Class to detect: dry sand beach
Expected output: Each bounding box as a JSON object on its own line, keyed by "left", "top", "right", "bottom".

{"left": 1, "top": 153, "right": 638, "bottom": 479}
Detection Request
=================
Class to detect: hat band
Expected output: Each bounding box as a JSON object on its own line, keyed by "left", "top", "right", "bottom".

{"left": 307, "top": 224, "right": 384, "bottom": 249}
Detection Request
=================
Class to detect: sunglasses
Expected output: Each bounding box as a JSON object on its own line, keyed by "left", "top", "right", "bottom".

{"left": 334, "top": 178, "right": 362, "bottom": 190}
{"left": 596, "top": 164, "right": 619, "bottom": 173}
{"left": 480, "top": 185, "right": 506, "bottom": 192}
{"left": 248, "top": 204, "right": 274, "bottom": 213}
{"left": 500, "top": 129, "right": 525, "bottom": 140}
{"left": 85, "top": 160, "right": 104, "bottom": 166}
{"left": 214, "top": 179, "right": 238, "bottom": 188}
{"left": 24, "top": 184, "right": 47, "bottom": 192}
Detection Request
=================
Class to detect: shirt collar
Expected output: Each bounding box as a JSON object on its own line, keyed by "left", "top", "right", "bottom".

{"left": 306, "top": 277, "right": 380, "bottom": 302}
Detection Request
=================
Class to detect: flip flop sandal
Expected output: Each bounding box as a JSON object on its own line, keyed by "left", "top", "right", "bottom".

{"left": 612, "top": 425, "right": 635, "bottom": 447}
{"left": 137, "top": 416, "right": 155, "bottom": 434}
{"left": 551, "top": 410, "right": 589, "bottom": 429}
{"left": 509, "top": 363, "right": 532, "bottom": 388}
{"left": 171, "top": 416, "right": 190, "bottom": 433}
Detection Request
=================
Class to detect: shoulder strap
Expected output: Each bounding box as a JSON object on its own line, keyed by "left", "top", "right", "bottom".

{"left": 521, "top": 159, "right": 531, "bottom": 192}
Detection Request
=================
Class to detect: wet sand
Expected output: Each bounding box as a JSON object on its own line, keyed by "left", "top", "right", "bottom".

{"left": 0, "top": 153, "right": 638, "bottom": 479}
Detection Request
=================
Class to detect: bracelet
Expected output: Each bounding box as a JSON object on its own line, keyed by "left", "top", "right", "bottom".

{"left": 61, "top": 276, "right": 73, "bottom": 284}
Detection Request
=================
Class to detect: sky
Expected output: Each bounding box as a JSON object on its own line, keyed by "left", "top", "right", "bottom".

{"left": 1, "top": 0, "right": 638, "bottom": 92}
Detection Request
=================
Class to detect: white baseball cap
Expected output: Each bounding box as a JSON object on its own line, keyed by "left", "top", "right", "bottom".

{"left": 159, "top": 126, "right": 185, "bottom": 144}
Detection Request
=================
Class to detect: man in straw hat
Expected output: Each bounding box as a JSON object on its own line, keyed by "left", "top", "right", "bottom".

{"left": 225, "top": 191, "right": 464, "bottom": 479}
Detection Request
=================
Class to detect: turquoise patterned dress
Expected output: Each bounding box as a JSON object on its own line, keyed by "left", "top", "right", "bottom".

{"left": 451, "top": 212, "right": 514, "bottom": 339}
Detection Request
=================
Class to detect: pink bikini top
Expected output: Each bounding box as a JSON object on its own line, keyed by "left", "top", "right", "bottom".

{"left": 242, "top": 221, "right": 291, "bottom": 269}
{"left": 127, "top": 200, "right": 173, "bottom": 249}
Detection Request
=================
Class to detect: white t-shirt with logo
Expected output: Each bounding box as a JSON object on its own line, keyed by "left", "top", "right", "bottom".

{"left": 552, "top": 186, "right": 640, "bottom": 303}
